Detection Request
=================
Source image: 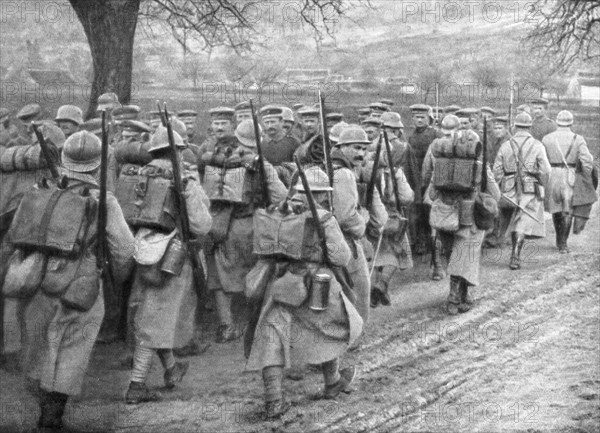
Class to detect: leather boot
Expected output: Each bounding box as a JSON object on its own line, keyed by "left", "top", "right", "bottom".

{"left": 38, "top": 390, "right": 68, "bottom": 431}
{"left": 458, "top": 281, "right": 473, "bottom": 313}
{"left": 552, "top": 213, "right": 563, "bottom": 250}
{"left": 446, "top": 276, "right": 461, "bottom": 315}
{"left": 559, "top": 214, "right": 572, "bottom": 254}
{"left": 431, "top": 236, "right": 444, "bottom": 281}
{"left": 509, "top": 232, "right": 524, "bottom": 270}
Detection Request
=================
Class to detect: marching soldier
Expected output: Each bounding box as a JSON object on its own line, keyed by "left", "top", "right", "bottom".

{"left": 6, "top": 131, "right": 135, "bottom": 430}
{"left": 530, "top": 98, "right": 557, "bottom": 141}
{"left": 362, "top": 116, "right": 383, "bottom": 150}
{"left": 407, "top": 104, "right": 439, "bottom": 255}
{"left": 325, "top": 112, "right": 344, "bottom": 134}
{"left": 484, "top": 116, "right": 513, "bottom": 248}
{"left": 197, "top": 107, "right": 235, "bottom": 156}
{"left": 330, "top": 126, "right": 377, "bottom": 323}
{"left": 54, "top": 105, "right": 83, "bottom": 139}
{"left": 234, "top": 101, "right": 253, "bottom": 123}
{"left": 280, "top": 106, "right": 300, "bottom": 139}
{"left": 542, "top": 110, "right": 594, "bottom": 253}
{"left": 177, "top": 110, "right": 201, "bottom": 145}
{"left": 126, "top": 127, "right": 212, "bottom": 404}
{"left": 200, "top": 120, "right": 287, "bottom": 343}
{"left": 425, "top": 116, "right": 501, "bottom": 315}
{"left": 110, "top": 105, "right": 141, "bottom": 147}
{"left": 294, "top": 106, "right": 325, "bottom": 165}
{"left": 493, "top": 112, "right": 551, "bottom": 270}
{"left": 260, "top": 105, "right": 300, "bottom": 165}
{"left": 246, "top": 166, "right": 362, "bottom": 419}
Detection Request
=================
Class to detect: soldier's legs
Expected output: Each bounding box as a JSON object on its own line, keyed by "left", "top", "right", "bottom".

{"left": 431, "top": 233, "right": 444, "bottom": 281}
{"left": 126, "top": 344, "right": 161, "bottom": 404}
{"left": 446, "top": 275, "right": 462, "bottom": 315}
{"left": 263, "top": 365, "right": 287, "bottom": 418}
{"left": 372, "top": 265, "right": 395, "bottom": 306}
{"left": 552, "top": 212, "right": 563, "bottom": 249}
{"left": 348, "top": 246, "right": 370, "bottom": 324}
{"left": 560, "top": 213, "right": 573, "bottom": 253}
{"left": 509, "top": 231, "right": 525, "bottom": 270}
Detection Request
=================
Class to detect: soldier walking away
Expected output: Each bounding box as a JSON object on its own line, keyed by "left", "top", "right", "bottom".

{"left": 3, "top": 130, "right": 134, "bottom": 431}
{"left": 542, "top": 110, "right": 595, "bottom": 253}
{"left": 425, "top": 116, "right": 501, "bottom": 315}
{"left": 530, "top": 98, "right": 557, "bottom": 141}
{"left": 125, "top": 127, "right": 212, "bottom": 404}
{"left": 246, "top": 166, "right": 362, "bottom": 419}
{"left": 493, "top": 113, "right": 551, "bottom": 270}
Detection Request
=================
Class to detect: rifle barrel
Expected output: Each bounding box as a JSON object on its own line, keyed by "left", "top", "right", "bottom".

{"left": 249, "top": 99, "right": 270, "bottom": 207}
{"left": 32, "top": 123, "right": 60, "bottom": 180}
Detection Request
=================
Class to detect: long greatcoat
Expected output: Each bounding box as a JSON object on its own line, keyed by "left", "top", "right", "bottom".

{"left": 246, "top": 207, "right": 363, "bottom": 370}
{"left": 493, "top": 130, "right": 551, "bottom": 238}
{"left": 132, "top": 160, "right": 212, "bottom": 349}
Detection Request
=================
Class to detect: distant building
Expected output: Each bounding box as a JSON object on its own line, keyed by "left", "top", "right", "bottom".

{"left": 286, "top": 68, "right": 330, "bottom": 83}
{"left": 4, "top": 64, "right": 78, "bottom": 87}
{"left": 566, "top": 70, "right": 600, "bottom": 106}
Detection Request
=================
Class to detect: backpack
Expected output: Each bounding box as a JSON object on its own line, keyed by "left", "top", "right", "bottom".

{"left": 432, "top": 132, "right": 482, "bottom": 192}
{"left": 115, "top": 163, "right": 177, "bottom": 232}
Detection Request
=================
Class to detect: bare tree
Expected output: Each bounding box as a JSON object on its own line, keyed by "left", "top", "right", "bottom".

{"left": 416, "top": 61, "right": 453, "bottom": 104}
{"left": 524, "top": 0, "right": 600, "bottom": 74}
{"left": 68, "top": 0, "right": 362, "bottom": 118}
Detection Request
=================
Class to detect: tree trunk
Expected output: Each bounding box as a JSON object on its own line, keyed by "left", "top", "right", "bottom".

{"left": 69, "top": 0, "right": 141, "bottom": 119}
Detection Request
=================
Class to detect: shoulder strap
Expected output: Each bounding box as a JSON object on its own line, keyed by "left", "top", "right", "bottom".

{"left": 564, "top": 134, "right": 577, "bottom": 161}
{"left": 37, "top": 189, "right": 64, "bottom": 247}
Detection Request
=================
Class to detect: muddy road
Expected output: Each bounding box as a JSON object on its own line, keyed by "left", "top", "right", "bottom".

{"left": 2, "top": 208, "right": 599, "bottom": 433}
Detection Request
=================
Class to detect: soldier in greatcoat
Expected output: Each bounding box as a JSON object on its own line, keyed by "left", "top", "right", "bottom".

{"left": 493, "top": 113, "right": 551, "bottom": 270}
{"left": 425, "top": 117, "right": 501, "bottom": 315}
{"left": 4, "top": 131, "right": 135, "bottom": 430}
{"left": 246, "top": 166, "right": 363, "bottom": 419}
{"left": 542, "top": 110, "right": 594, "bottom": 253}
{"left": 126, "top": 128, "right": 212, "bottom": 404}
{"left": 200, "top": 120, "right": 287, "bottom": 343}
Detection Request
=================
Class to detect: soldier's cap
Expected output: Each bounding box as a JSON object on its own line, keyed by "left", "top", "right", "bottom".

{"left": 514, "top": 112, "right": 533, "bottom": 128}
{"left": 326, "top": 112, "right": 344, "bottom": 121}
{"left": 455, "top": 108, "right": 479, "bottom": 118}
{"left": 516, "top": 104, "right": 531, "bottom": 113}
{"left": 234, "top": 101, "right": 252, "bottom": 112}
{"left": 97, "top": 92, "right": 120, "bottom": 111}
{"left": 170, "top": 117, "right": 187, "bottom": 137}
{"left": 235, "top": 119, "right": 262, "bottom": 148}
{"left": 79, "top": 118, "right": 103, "bottom": 135}
{"left": 431, "top": 106, "right": 443, "bottom": 115}
{"left": 0, "top": 107, "right": 10, "bottom": 121}
{"left": 361, "top": 116, "right": 383, "bottom": 127}
{"left": 529, "top": 97, "right": 549, "bottom": 106}
{"left": 112, "top": 105, "right": 141, "bottom": 120}
{"left": 62, "top": 131, "right": 102, "bottom": 173}
{"left": 147, "top": 110, "right": 162, "bottom": 119}
{"left": 329, "top": 121, "right": 349, "bottom": 143}
{"left": 556, "top": 110, "right": 574, "bottom": 127}
{"left": 369, "top": 102, "right": 390, "bottom": 112}
{"left": 292, "top": 103, "right": 305, "bottom": 111}
{"left": 298, "top": 106, "right": 320, "bottom": 118}
{"left": 480, "top": 106, "right": 496, "bottom": 115}
{"left": 357, "top": 107, "right": 371, "bottom": 115}
{"left": 17, "top": 103, "right": 41, "bottom": 121}
{"left": 209, "top": 107, "right": 235, "bottom": 120}
{"left": 149, "top": 126, "right": 185, "bottom": 153}
{"left": 336, "top": 126, "right": 371, "bottom": 146}
{"left": 409, "top": 104, "right": 432, "bottom": 114}
{"left": 295, "top": 166, "right": 332, "bottom": 192}
{"left": 281, "top": 107, "right": 294, "bottom": 122}
{"left": 120, "top": 119, "right": 152, "bottom": 134}
{"left": 380, "top": 99, "right": 394, "bottom": 107}
{"left": 443, "top": 105, "right": 461, "bottom": 113}
{"left": 55, "top": 105, "right": 84, "bottom": 125}
{"left": 492, "top": 116, "right": 509, "bottom": 125}
{"left": 441, "top": 115, "right": 460, "bottom": 133}
{"left": 260, "top": 105, "right": 283, "bottom": 120}
{"left": 381, "top": 112, "right": 404, "bottom": 129}
{"left": 177, "top": 110, "right": 198, "bottom": 118}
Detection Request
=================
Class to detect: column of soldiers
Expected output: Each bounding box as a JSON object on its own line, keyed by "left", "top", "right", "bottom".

{"left": 0, "top": 93, "right": 596, "bottom": 429}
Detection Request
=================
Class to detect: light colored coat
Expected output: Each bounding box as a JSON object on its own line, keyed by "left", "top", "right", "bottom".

{"left": 246, "top": 208, "right": 363, "bottom": 370}
{"left": 493, "top": 130, "right": 551, "bottom": 238}
{"left": 133, "top": 161, "right": 212, "bottom": 348}
{"left": 542, "top": 129, "right": 593, "bottom": 214}
{"left": 24, "top": 188, "right": 134, "bottom": 396}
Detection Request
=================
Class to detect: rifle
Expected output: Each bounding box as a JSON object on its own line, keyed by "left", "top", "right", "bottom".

{"left": 158, "top": 103, "right": 207, "bottom": 298}
{"left": 502, "top": 194, "right": 541, "bottom": 223}
{"left": 249, "top": 99, "right": 270, "bottom": 207}
{"left": 32, "top": 122, "right": 60, "bottom": 181}
{"left": 481, "top": 119, "right": 488, "bottom": 192}
{"left": 366, "top": 133, "right": 383, "bottom": 211}
{"left": 98, "top": 111, "right": 117, "bottom": 305}
{"left": 318, "top": 90, "right": 334, "bottom": 212}
{"left": 508, "top": 74, "right": 515, "bottom": 133}
{"left": 383, "top": 130, "right": 408, "bottom": 238}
